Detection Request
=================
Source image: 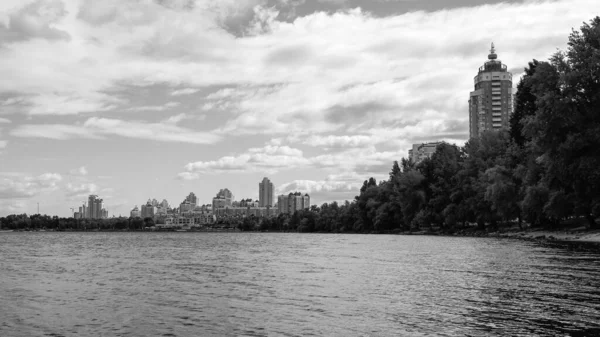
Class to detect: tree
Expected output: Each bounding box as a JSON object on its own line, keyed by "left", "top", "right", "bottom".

{"left": 523, "top": 17, "right": 600, "bottom": 228}
{"left": 510, "top": 60, "right": 540, "bottom": 147}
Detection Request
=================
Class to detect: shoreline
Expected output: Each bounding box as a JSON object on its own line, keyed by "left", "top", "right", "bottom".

{"left": 448, "top": 227, "right": 600, "bottom": 253}
{"left": 3, "top": 227, "right": 600, "bottom": 252}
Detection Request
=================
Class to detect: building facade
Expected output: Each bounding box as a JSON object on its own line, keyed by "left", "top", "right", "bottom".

{"left": 130, "top": 206, "right": 141, "bottom": 218}
{"left": 212, "top": 188, "right": 233, "bottom": 210}
{"left": 408, "top": 142, "right": 443, "bottom": 164}
{"left": 85, "top": 195, "right": 107, "bottom": 219}
{"left": 469, "top": 43, "right": 513, "bottom": 138}
{"left": 259, "top": 177, "right": 274, "bottom": 207}
{"left": 141, "top": 201, "right": 157, "bottom": 219}
{"left": 277, "top": 192, "right": 310, "bottom": 214}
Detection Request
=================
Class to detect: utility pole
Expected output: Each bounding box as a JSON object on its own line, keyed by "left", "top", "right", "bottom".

{"left": 37, "top": 202, "right": 39, "bottom": 215}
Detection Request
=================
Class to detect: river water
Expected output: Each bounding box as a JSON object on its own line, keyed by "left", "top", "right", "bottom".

{"left": 1, "top": 232, "right": 599, "bottom": 337}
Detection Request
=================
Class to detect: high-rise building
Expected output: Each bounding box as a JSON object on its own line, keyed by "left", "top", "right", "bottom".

{"left": 185, "top": 193, "right": 197, "bottom": 206}
{"left": 408, "top": 142, "right": 443, "bottom": 164}
{"left": 141, "top": 201, "right": 157, "bottom": 219}
{"left": 259, "top": 177, "right": 274, "bottom": 207}
{"left": 277, "top": 194, "right": 288, "bottom": 214}
{"left": 212, "top": 189, "right": 233, "bottom": 210}
{"left": 277, "top": 192, "right": 310, "bottom": 214}
{"left": 85, "top": 195, "right": 107, "bottom": 219}
{"left": 130, "top": 206, "right": 141, "bottom": 218}
{"left": 469, "top": 43, "right": 513, "bottom": 139}
{"left": 160, "top": 199, "right": 169, "bottom": 209}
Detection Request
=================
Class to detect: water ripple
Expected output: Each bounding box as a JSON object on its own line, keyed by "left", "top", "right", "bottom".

{"left": 0, "top": 233, "right": 599, "bottom": 336}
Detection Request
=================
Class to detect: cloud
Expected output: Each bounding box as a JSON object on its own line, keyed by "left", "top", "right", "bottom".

{"left": 277, "top": 179, "right": 358, "bottom": 194}
{"left": 179, "top": 144, "right": 308, "bottom": 178}
{"left": 171, "top": 88, "right": 200, "bottom": 96}
{"left": 162, "top": 113, "right": 206, "bottom": 124}
{"left": 0, "top": 118, "right": 11, "bottom": 123}
{"left": 0, "top": 172, "right": 62, "bottom": 199}
{"left": 276, "top": 172, "right": 367, "bottom": 204}
{"left": 65, "top": 182, "right": 98, "bottom": 199}
{"left": 10, "top": 124, "right": 103, "bottom": 140}
{"left": 0, "top": 0, "right": 70, "bottom": 44}
{"left": 11, "top": 117, "right": 221, "bottom": 144}
{"left": 126, "top": 101, "right": 180, "bottom": 112}
{"left": 301, "top": 134, "right": 374, "bottom": 149}
{"left": 0, "top": 140, "right": 7, "bottom": 149}
{"left": 24, "top": 93, "right": 120, "bottom": 115}
{"left": 68, "top": 166, "right": 88, "bottom": 176}
{"left": 179, "top": 141, "right": 404, "bottom": 180}
{"left": 83, "top": 117, "right": 219, "bottom": 144}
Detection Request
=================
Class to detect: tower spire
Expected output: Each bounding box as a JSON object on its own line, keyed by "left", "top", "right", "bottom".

{"left": 488, "top": 42, "right": 497, "bottom": 60}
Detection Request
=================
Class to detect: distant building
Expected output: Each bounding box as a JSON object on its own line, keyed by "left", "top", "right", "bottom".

{"left": 213, "top": 206, "right": 279, "bottom": 220}
{"left": 85, "top": 195, "right": 108, "bottom": 219}
{"left": 78, "top": 204, "right": 87, "bottom": 218}
{"left": 277, "top": 192, "right": 310, "bottom": 214}
{"left": 160, "top": 199, "right": 169, "bottom": 209}
{"left": 212, "top": 188, "right": 233, "bottom": 210}
{"left": 130, "top": 205, "right": 141, "bottom": 218}
{"left": 185, "top": 193, "right": 197, "bottom": 206}
{"left": 409, "top": 142, "right": 443, "bottom": 164}
{"left": 469, "top": 43, "right": 514, "bottom": 138}
{"left": 259, "top": 177, "right": 274, "bottom": 207}
{"left": 141, "top": 200, "right": 157, "bottom": 219}
{"left": 178, "top": 193, "right": 197, "bottom": 214}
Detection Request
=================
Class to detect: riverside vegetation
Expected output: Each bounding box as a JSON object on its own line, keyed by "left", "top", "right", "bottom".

{"left": 2, "top": 17, "right": 599, "bottom": 237}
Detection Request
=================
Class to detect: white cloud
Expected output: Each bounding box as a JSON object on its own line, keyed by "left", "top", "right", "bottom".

{"left": 301, "top": 134, "right": 374, "bottom": 149}
{"left": 68, "top": 166, "right": 88, "bottom": 176}
{"left": 277, "top": 179, "right": 359, "bottom": 194}
{"left": 180, "top": 144, "right": 309, "bottom": 178}
{"left": 11, "top": 117, "right": 221, "bottom": 144}
{"left": 276, "top": 172, "right": 368, "bottom": 204}
{"left": 180, "top": 142, "right": 404, "bottom": 179}
{"left": 126, "top": 101, "right": 180, "bottom": 112}
{"left": 171, "top": 88, "right": 200, "bottom": 96}
{"left": 0, "top": 118, "right": 11, "bottom": 123}
{"left": 65, "top": 182, "right": 98, "bottom": 199}
{"left": 10, "top": 124, "right": 104, "bottom": 140}
{"left": 162, "top": 113, "right": 206, "bottom": 124}
{"left": 0, "top": 172, "right": 62, "bottom": 199}
{"left": 83, "top": 117, "right": 219, "bottom": 144}
{"left": 0, "top": 140, "right": 7, "bottom": 149}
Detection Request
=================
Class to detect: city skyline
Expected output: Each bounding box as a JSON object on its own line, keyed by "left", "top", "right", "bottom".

{"left": 1, "top": 0, "right": 599, "bottom": 217}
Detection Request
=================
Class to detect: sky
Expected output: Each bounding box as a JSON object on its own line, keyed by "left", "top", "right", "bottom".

{"left": 0, "top": 0, "right": 598, "bottom": 217}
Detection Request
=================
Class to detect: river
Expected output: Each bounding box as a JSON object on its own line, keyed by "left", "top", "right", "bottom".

{"left": 1, "top": 232, "right": 599, "bottom": 336}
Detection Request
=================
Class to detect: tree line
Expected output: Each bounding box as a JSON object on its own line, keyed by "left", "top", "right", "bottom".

{"left": 0, "top": 214, "right": 156, "bottom": 231}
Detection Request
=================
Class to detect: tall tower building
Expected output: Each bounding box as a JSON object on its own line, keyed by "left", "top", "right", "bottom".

{"left": 88, "top": 195, "right": 98, "bottom": 219}
{"left": 259, "top": 177, "right": 274, "bottom": 207}
{"left": 469, "top": 43, "right": 513, "bottom": 139}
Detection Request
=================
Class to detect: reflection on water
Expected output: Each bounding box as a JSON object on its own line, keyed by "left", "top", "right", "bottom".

{"left": 1, "top": 233, "right": 599, "bottom": 337}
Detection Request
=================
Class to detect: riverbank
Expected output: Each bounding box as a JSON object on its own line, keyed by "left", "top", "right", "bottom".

{"left": 447, "top": 226, "right": 600, "bottom": 252}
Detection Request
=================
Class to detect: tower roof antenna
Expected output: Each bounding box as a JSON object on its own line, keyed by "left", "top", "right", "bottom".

{"left": 488, "top": 42, "right": 498, "bottom": 60}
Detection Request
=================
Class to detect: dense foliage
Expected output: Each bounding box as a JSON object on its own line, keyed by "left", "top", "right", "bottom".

{"left": 2, "top": 18, "right": 599, "bottom": 233}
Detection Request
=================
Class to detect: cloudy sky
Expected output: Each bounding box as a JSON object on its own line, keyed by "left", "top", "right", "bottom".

{"left": 0, "top": 0, "right": 597, "bottom": 217}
